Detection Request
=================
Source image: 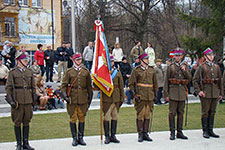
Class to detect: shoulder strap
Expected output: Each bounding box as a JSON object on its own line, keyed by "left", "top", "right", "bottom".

{"left": 202, "top": 64, "right": 209, "bottom": 79}
{"left": 171, "top": 64, "right": 175, "bottom": 78}
{"left": 214, "top": 64, "right": 220, "bottom": 77}
{"left": 67, "top": 69, "right": 82, "bottom": 96}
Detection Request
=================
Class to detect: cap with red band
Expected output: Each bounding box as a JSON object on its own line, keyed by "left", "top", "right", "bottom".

{"left": 203, "top": 47, "right": 213, "bottom": 55}
{"left": 71, "top": 53, "right": 82, "bottom": 60}
{"left": 138, "top": 53, "right": 149, "bottom": 60}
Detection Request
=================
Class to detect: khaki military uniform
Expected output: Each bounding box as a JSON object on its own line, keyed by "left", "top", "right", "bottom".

{"left": 61, "top": 66, "right": 93, "bottom": 123}
{"left": 129, "top": 65, "right": 158, "bottom": 142}
{"left": 163, "top": 63, "right": 192, "bottom": 136}
{"left": 130, "top": 46, "right": 144, "bottom": 61}
{"left": 6, "top": 67, "right": 35, "bottom": 127}
{"left": 102, "top": 68, "right": 124, "bottom": 121}
{"left": 129, "top": 65, "right": 158, "bottom": 119}
{"left": 193, "top": 61, "right": 222, "bottom": 137}
{"left": 193, "top": 62, "right": 222, "bottom": 117}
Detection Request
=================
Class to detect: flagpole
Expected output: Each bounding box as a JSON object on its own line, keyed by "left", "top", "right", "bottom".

{"left": 100, "top": 90, "right": 103, "bottom": 144}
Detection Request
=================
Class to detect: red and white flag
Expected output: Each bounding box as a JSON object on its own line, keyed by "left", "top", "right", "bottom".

{"left": 91, "top": 20, "right": 113, "bottom": 97}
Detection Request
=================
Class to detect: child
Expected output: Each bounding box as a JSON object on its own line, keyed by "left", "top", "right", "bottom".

{"left": 53, "top": 85, "right": 65, "bottom": 109}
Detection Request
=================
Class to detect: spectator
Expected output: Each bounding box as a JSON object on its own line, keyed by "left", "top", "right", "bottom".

{"left": 0, "top": 56, "right": 9, "bottom": 85}
{"left": 34, "top": 44, "right": 45, "bottom": 76}
{"left": 154, "top": 59, "right": 164, "bottom": 105}
{"left": 56, "top": 42, "right": 69, "bottom": 82}
{"left": 36, "top": 76, "right": 49, "bottom": 110}
{"left": 112, "top": 42, "right": 123, "bottom": 68}
{"left": 132, "top": 56, "right": 141, "bottom": 68}
{"left": 29, "top": 60, "right": 41, "bottom": 78}
{"left": 1, "top": 41, "right": 16, "bottom": 69}
{"left": 66, "top": 42, "right": 74, "bottom": 68}
{"left": 53, "top": 85, "right": 65, "bottom": 109}
{"left": 164, "top": 58, "right": 172, "bottom": 72}
{"left": 119, "top": 56, "right": 132, "bottom": 105}
{"left": 119, "top": 56, "right": 132, "bottom": 87}
{"left": 1, "top": 41, "right": 10, "bottom": 66}
{"left": 7, "top": 42, "right": 17, "bottom": 69}
{"left": 82, "top": 41, "right": 94, "bottom": 71}
{"left": 44, "top": 44, "right": 55, "bottom": 82}
{"left": 145, "top": 42, "right": 155, "bottom": 66}
{"left": 46, "top": 85, "right": 55, "bottom": 109}
{"left": 130, "top": 41, "right": 143, "bottom": 62}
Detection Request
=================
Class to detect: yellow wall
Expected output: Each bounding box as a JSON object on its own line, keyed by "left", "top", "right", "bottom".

{"left": 0, "top": 1, "right": 19, "bottom": 49}
{"left": 0, "top": 0, "right": 62, "bottom": 50}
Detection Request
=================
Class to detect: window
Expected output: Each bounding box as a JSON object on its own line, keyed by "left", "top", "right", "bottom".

{"left": 4, "top": 0, "right": 15, "bottom": 5}
{"left": 32, "top": 0, "right": 41, "bottom": 7}
{"left": 5, "top": 17, "right": 16, "bottom": 37}
{"left": 18, "top": 0, "right": 28, "bottom": 6}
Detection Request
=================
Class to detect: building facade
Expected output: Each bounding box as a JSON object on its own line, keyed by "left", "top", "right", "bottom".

{"left": 0, "top": 0, "right": 63, "bottom": 51}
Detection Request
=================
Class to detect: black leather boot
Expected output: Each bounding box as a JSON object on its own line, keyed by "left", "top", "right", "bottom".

{"left": 202, "top": 117, "right": 209, "bottom": 138}
{"left": 143, "top": 119, "right": 152, "bottom": 141}
{"left": 14, "top": 126, "right": 22, "bottom": 150}
{"left": 23, "top": 126, "right": 34, "bottom": 150}
{"left": 169, "top": 116, "right": 175, "bottom": 140}
{"left": 104, "top": 121, "right": 110, "bottom": 144}
{"left": 69, "top": 122, "right": 78, "bottom": 146}
{"left": 208, "top": 116, "right": 219, "bottom": 138}
{"left": 110, "top": 120, "right": 120, "bottom": 143}
{"left": 136, "top": 119, "right": 143, "bottom": 142}
{"left": 177, "top": 113, "right": 188, "bottom": 139}
{"left": 78, "top": 122, "right": 86, "bottom": 146}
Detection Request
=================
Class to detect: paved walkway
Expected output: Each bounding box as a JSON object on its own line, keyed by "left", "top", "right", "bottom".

{"left": 0, "top": 128, "right": 224, "bottom": 150}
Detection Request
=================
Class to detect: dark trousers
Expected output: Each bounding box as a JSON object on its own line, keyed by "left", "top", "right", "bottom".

{"left": 155, "top": 87, "right": 163, "bottom": 104}
{"left": 45, "top": 63, "right": 54, "bottom": 81}
{"left": 169, "top": 100, "right": 185, "bottom": 132}
{"left": 85, "top": 61, "right": 92, "bottom": 71}
{"left": 114, "top": 62, "right": 120, "bottom": 68}
{"left": 39, "top": 65, "right": 45, "bottom": 76}
{"left": 200, "top": 98, "right": 218, "bottom": 118}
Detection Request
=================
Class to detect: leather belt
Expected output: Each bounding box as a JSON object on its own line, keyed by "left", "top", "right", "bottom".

{"left": 137, "top": 83, "right": 153, "bottom": 88}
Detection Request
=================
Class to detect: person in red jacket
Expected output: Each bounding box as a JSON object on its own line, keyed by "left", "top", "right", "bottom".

{"left": 34, "top": 44, "right": 45, "bottom": 76}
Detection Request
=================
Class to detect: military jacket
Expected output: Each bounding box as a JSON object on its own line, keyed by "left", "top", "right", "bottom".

{"left": 102, "top": 69, "right": 124, "bottom": 103}
{"left": 193, "top": 62, "right": 223, "bottom": 98}
{"left": 129, "top": 65, "right": 158, "bottom": 101}
{"left": 6, "top": 67, "right": 35, "bottom": 104}
{"left": 61, "top": 66, "right": 93, "bottom": 104}
{"left": 130, "top": 46, "right": 144, "bottom": 61}
{"left": 163, "top": 63, "right": 192, "bottom": 101}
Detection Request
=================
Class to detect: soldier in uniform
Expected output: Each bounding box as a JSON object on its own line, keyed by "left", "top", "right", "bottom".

{"left": 5, "top": 51, "right": 35, "bottom": 150}
{"left": 102, "top": 56, "right": 124, "bottom": 144}
{"left": 129, "top": 53, "right": 158, "bottom": 142}
{"left": 193, "top": 48, "right": 223, "bottom": 138}
{"left": 61, "top": 53, "right": 93, "bottom": 146}
{"left": 163, "top": 48, "right": 192, "bottom": 140}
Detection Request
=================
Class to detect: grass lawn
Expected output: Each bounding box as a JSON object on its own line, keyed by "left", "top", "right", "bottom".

{"left": 0, "top": 103, "right": 225, "bottom": 142}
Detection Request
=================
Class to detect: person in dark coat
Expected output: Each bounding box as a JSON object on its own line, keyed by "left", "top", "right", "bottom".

{"left": 44, "top": 45, "right": 55, "bottom": 82}
{"left": 56, "top": 42, "right": 69, "bottom": 82}
{"left": 66, "top": 42, "right": 74, "bottom": 68}
{"left": 119, "top": 56, "right": 132, "bottom": 87}
{"left": 8, "top": 42, "right": 17, "bottom": 69}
